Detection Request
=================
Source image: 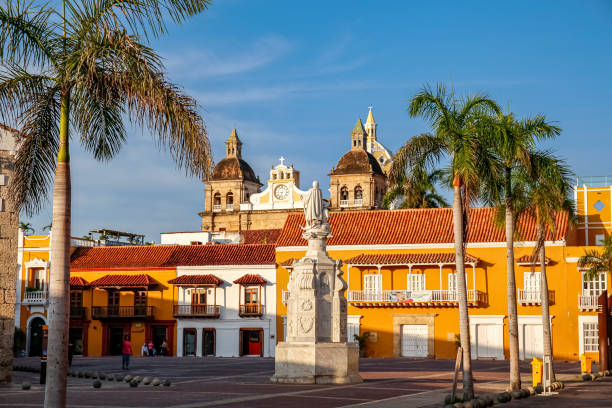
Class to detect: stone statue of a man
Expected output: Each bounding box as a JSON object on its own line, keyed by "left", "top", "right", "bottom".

{"left": 302, "top": 180, "right": 327, "bottom": 228}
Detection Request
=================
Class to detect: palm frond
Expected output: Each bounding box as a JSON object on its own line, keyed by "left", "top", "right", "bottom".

{"left": 0, "top": 0, "right": 58, "bottom": 67}
{"left": 389, "top": 133, "right": 445, "bottom": 184}
{"left": 66, "top": 0, "right": 211, "bottom": 40}
{"left": 0, "top": 63, "right": 54, "bottom": 126}
{"left": 9, "top": 85, "right": 60, "bottom": 215}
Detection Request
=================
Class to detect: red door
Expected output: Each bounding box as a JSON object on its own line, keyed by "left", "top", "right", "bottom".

{"left": 247, "top": 331, "right": 261, "bottom": 356}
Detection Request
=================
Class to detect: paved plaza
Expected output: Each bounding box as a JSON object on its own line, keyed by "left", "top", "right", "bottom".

{"left": 2, "top": 357, "right": 608, "bottom": 407}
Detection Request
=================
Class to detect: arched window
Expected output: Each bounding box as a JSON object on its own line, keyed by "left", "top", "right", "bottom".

{"left": 340, "top": 186, "right": 349, "bottom": 207}
{"left": 226, "top": 192, "right": 234, "bottom": 210}
{"left": 355, "top": 186, "right": 363, "bottom": 201}
{"left": 213, "top": 192, "right": 221, "bottom": 211}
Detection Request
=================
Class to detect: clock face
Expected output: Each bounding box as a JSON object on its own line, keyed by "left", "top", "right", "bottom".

{"left": 274, "top": 184, "right": 289, "bottom": 200}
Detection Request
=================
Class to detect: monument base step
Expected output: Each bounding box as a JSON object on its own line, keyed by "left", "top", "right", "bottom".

{"left": 270, "top": 341, "right": 362, "bottom": 384}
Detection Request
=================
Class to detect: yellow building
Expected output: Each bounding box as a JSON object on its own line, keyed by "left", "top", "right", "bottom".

{"left": 275, "top": 183, "right": 612, "bottom": 362}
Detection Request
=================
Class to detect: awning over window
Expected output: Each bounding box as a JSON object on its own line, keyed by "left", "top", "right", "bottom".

{"left": 279, "top": 258, "right": 297, "bottom": 269}
{"left": 88, "top": 274, "right": 156, "bottom": 288}
{"left": 233, "top": 274, "right": 266, "bottom": 285}
{"left": 343, "top": 252, "right": 479, "bottom": 266}
{"left": 516, "top": 255, "right": 550, "bottom": 265}
{"left": 70, "top": 276, "right": 87, "bottom": 288}
{"left": 168, "top": 274, "right": 223, "bottom": 286}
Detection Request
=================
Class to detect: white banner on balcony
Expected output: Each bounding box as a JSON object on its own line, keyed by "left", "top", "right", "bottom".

{"left": 389, "top": 290, "right": 432, "bottom": 303}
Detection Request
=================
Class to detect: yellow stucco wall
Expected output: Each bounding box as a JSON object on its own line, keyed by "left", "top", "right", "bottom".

{"left": 275, "top": 244, "right": 605, "bottom": 362}
{"left": 71, "top": 269, "right": 178, "bottom": 357}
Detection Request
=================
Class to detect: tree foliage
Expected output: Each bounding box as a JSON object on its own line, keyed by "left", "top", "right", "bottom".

{"left": 0, "top": 0, "right": 213, "bottom": 216}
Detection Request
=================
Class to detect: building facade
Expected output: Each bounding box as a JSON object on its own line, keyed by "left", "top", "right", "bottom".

{"left": 0, "top": 126, "right": 18, "bottom": 383}
{"left": 275, "top": 182, "right": 612, "bottom": 362}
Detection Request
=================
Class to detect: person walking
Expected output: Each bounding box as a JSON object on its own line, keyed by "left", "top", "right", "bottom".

{"left": 122, "top": 335, "right": 132, "bottom": 370}
{"left": 141, "top": 342, "right": 148, "bottom": 357}
{"left": 161, "top": 340, "right": 168, "bottom": 356}
{"left": 147, "top": 340, "right": 154, "bottom": 357}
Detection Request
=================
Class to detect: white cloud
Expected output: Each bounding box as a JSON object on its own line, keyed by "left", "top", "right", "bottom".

{"left": 163, "top": 35, "right": 291, "bottom": 78}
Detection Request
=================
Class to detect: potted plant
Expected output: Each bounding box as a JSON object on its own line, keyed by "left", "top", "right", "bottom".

{"left": 354, "top": 332, "right": 370, "bottom": 357}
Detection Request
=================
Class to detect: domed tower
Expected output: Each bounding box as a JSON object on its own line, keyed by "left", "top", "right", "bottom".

{"left": 201, "top": 129, "right": 262, "bottom": 231}
{"left": 328, "top": 119, "right": 387, "bottom": 210}
{"left": 364, "top": 107, "right": 393, "bottom": 174}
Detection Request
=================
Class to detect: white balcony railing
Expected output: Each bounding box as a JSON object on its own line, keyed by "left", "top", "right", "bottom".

{"left": 354, "top": 198, "right": 363, "bottom": 206}
{"left": 282, "top": 290, "right": 290, "bottom": 305}
{"left": 518, "top": 289, "right": 555, "bottom": 305}
{"left": 340, "top": 200, "right": 349, "bottom": 207}
{"left": 579, "top": 294, "right": 601, "bottom": 311}
{"left": 347, "top": 289, "right": 485, "bottom": 305}
{"left": 213, "top": 204, "right": 222, "bottom": 212}
{"left": 226, "top": 204, "right": 234, "bottom": 211}
{"left": 518, "top": 289, "right": 541, "bottom": 304}
{"left": 23, "top": 290, "right": 47, "bottom": 305}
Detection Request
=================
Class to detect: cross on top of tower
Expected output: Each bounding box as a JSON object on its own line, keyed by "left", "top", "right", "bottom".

{"left": 279, "top": 156, "right": 286, "bottom": 166}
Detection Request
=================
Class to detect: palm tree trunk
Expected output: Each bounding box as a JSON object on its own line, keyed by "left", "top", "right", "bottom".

{"left": 453, "top": 178, "right": 473, "bottom": 399}
{"left": 44, "top": 93, "right": 71, "bottom": 408}
{"left": 505, "top": 169, "right": 521, "bottom": 390}
{"left": 538, "top": 221, "right": 555, "bottom": 382}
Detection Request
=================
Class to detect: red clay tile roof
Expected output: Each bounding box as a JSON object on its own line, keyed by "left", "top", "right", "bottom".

{"left": 71, "top": 244, "right": 276, "bottom": 270}
{"left": 516, "top": 255, "right": 551, "bottom": 265}
{"left": 88, "top": 274, "right": 156, "bottom": 287}
{"left": 276, "top": 208, "right": 568, "bottom": 247}
{"left": 168, "top": 274, "right": 223, "bottom": 286}
{"left": 344, "top": 253, "right": 479, "bottom": 266}
{"left": 70, "top": 276, "right": 87, "bottom": 287}
{"left": 241, "top": 229, "right": 281, "bottom": 244}
{"left": 233, "top": 274, "right": 267, "bottom": 285}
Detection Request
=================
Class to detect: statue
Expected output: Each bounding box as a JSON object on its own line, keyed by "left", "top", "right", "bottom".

{"left": 301, "top": 181, "right": 329, "bottom": 232}
{"left": 272, "top": 179, "right": 361, "bottom": 385}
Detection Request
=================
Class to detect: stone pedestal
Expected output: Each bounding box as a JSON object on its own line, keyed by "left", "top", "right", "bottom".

{"left": 271, "top": 342, "right": 361, "bottom": 384}
{"left": 272, "top": 181, "right": 362, "bottom": 384}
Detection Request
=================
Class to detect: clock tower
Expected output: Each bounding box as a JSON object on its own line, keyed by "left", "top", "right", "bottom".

{"left": 248, "top": 157, "right": 308, "bottom": 210}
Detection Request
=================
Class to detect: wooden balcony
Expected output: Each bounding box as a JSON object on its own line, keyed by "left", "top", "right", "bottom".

{"left": 347, "top": 290, "right": 487, "bottom": 307}
{"left": 173, "top": 304, "right": 220, "bottom": 318}
{"left": 69, "top": 307, "right": 87, "bottom": 320}
{"left": 239, "top": 304, "right": 263, "bottom": 317}
{"left": 517, "top": 289, "right": 555, "bottom": 306}
{"left": 92, "top": 306, "right": 154, "bottom": 320}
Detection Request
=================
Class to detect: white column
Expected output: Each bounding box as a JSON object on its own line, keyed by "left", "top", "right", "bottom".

{"left": 584, "top": 185, "right": 589, "bottom": 245}
{"left": 439, "top": 264, "right": 443, "bottom": 290}
{"left": 472, "top": 264, "right": 476, "bottom": 293}
{"left": 408, "top": 265, "right": 412, "bottom": 290}
{"left": 196, "top": 328, "right": 203, "bottom": 357}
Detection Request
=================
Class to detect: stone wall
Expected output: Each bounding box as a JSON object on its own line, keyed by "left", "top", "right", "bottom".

{"left": 0, "top": 128, "right": 17, "bottom": 383}
{"left": 200, "top": 208, "right": 301, "bottom": 232}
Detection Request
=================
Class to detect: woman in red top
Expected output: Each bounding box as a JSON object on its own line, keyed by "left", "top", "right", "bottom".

{"left": 122, "top": 335, "right": 132, "bottom": 370}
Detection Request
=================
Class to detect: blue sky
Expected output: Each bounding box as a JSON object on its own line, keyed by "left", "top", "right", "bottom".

{"left": 25, "top": 0, "right": 612, "bottom": 241}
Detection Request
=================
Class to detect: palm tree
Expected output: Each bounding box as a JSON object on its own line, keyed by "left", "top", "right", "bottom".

{"left": 382, "top": 168, "right": 449, "bottom": 209}
{"left": 19, "top": 221, "right": 34, "bottom": 235}
{"left": 391, "top": 83, "right": 500, "bottom": 399}
{"left": 42, "top": 223, "right": 52, "bottom": 232}
{"left": 578, "top": 236, "right": 612, "bottom": 280}
{"left": 515, "top": 154, "right": 574, "bottom": 383}
{"left": 0, "top": 1, "right": 212, "bottom": 406}
{"left": 480, "top": 113, "right": 560, "bottom": 390}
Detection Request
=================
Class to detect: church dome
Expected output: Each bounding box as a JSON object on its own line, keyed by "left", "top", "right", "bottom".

{"left": 211, "top": 157, "right": 260, "bottom": 183}
{"left": 331, "top": 149, "right": 384, "bottom": 176}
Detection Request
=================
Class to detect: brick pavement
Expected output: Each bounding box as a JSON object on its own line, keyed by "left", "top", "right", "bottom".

{"left": 0, "top": 356, "right": 601, "bottom": 407}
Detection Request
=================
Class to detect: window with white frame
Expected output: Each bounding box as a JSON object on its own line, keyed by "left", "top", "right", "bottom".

{"left": 583, "top": 322, "right": 599, "bottom": 352}
{"left": 582, "top": 272, "right": 607, "bottom": 297}
{"left": 363, "top": 274, "right": 381, "bottom": 292}
{"left": 524, "top": 272, "right": 541, "bottom": 292}
{"left": 408, "top": 274, "right": 426, "bottom": 291}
